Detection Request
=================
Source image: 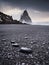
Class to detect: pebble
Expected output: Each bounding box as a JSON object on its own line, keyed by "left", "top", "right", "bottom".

{"left": 33, "top": 41, "right": 37, "bottom": 44}
{"left": 4, "top": 42, "right": 7, "bottom": 45}
{"left": 1, "top": 39, "right": 6, "bottom": 41}
{"left": 41, "top": 46, "right": 44, "bottom": 48}
{"left": 12, "top": 43, "right": 19, "bottom": 47}
{"left": 24, "top": 37, "right": 28, "bottom": 39}
{"left": 48, "top": 47, "right": 49, "bottom": 49}
{"left": 30, "top": 41, "right": 33, "bottom": 44}
{"left": 11, "top": 40, "right": 15, "bottom": 43}
{"left": 19, "top": 47, "right": 32, "bottom": 54}
{"left": 35, "top": 53, "right": 38, "bottom": 56}
{"left": 7, "top": 53, "right": 12, "bottom": 59}
{"left": 22, "top": 63, "right": 25, "bottom": 65}
{"left": 43, "top": 42, "right": 45, "bottom": 45}
{"left": 34, "top": 61, "right": 36, "bottom": 64}
{"left": 46, "top": 51, "right": 49, "bottom": 54}
{"left": 29, "top": 54, "right": 33, "bottom": 58}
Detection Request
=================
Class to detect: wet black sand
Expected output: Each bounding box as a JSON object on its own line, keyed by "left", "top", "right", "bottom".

{"left": 0, "top": 24, "right": 49, "bottom": 65}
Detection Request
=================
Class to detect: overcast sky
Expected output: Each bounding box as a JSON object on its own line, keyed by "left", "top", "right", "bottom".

{"left": 0, "top": 0, "right": 49, "bottom": 25}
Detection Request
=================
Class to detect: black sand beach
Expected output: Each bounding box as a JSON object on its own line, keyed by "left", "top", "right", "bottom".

{"left": 0, "top": 24, "right": 49, "bottom": 65}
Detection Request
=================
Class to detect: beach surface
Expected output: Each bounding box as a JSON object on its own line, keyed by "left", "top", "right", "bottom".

{"left": 0, "top": 24, "right": 49, "bottom": 65}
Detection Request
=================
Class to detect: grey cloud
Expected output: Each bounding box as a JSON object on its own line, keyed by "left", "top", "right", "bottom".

{"left": 0, "top": 0, "right": 49, "bottom": 11}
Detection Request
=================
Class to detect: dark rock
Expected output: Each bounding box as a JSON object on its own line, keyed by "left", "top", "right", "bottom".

{"left": 1, "top": 39, "right": 6, "bottom": 41}
{"left": 12, "top": 43, "right": 19, "bottom": 47}
{"left": 20, "top": 10, "right": 32, "bottom": 24}
{"left": 0, "top": 12, "right": 13, "bottom": 24}
{"left": 19, "top": 47, "right": 32, "bottom": 54}
{"left": 11, "top": 40, "right": 15, "bottom": 43}
{"left": 24, "top": 36, "right": 28, "bottom": 39}
{"left": 0, "top": 12, "right": 24, "bottom": 24}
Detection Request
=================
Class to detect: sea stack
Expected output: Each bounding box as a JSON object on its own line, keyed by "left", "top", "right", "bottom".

{"left": 20, "top": 10, "right": 32, "bottom": 24}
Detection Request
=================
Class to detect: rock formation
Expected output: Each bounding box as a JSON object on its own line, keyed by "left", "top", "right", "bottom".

{"left": 0, "top": 12, "right": 22, "bottom": 24}
{"left": 20, "top": 10, "right": 32, "bottom": 24}
{"left": 0, "top": 12, "right": 13, "bottom": 24}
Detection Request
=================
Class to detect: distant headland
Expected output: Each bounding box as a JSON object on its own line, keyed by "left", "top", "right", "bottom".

{"left": 0, "top": 10, "right": 32, "bottom": 24}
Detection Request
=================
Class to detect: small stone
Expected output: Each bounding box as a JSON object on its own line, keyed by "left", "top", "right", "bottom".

{"left": 46, "top": 51, "right": 48, "bottom": 54}
{"left": 37, "top": 61, "right": 40, "bottom": 64}
{"left": 48, "top": 47, "right": 49, "bottom": 49}
{"left": 24, "top": 37, "right": 28, "bottom": 39}
{"left": 11, "top": 40, "right": 15, "bottom": 43}
{"left": 41, "top": 46, "right": 44, "bottom": 48}
{"left": 1, "top": 39, "right": 6, "bottom": 41}
{"left": 22, "top": 63, "right": 25, "bottom": 65}
{"left": 33, "top": 41, "right": 37, "bottom": 44}
{"left": 34, "top": 61, "right": 36, "bottom": 64}
{"left": 43, "top": 62, "right": 45, "bottom": 65}
{"left": 40, "top": 55, "right": 43, "bottom": 58}
{"left": 36, "top": 63, "right": 39, "bottom": 65}
{"left": 6, "top": 46, "right": 9, "bottom": 48}
{"left": 43, "top": 43, "right": 45, "bottom": 45}
{"left": 8, "top": 53, "right": 12, "bottom": 59}
{"left": 25, "top": 34, "right": 27, "bottom": 36}
{"left": 30, "top": 41, "right": 33, "bottom": 44}
{"left": 46, "top": 61, "right": 49, "bottom": 63}
{"left": 12, "top": 43, "right": 19, "bottom": 47}
{"left": 29, "top": 54, "right": 33, "bottom": 58}
{"left": 19, "top": 47, "right": 32, "bottom": 54}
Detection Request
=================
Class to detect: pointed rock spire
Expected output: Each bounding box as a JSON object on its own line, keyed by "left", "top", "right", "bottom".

{"left": 20, "top": 10, "right": 32, "bottom": 23}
